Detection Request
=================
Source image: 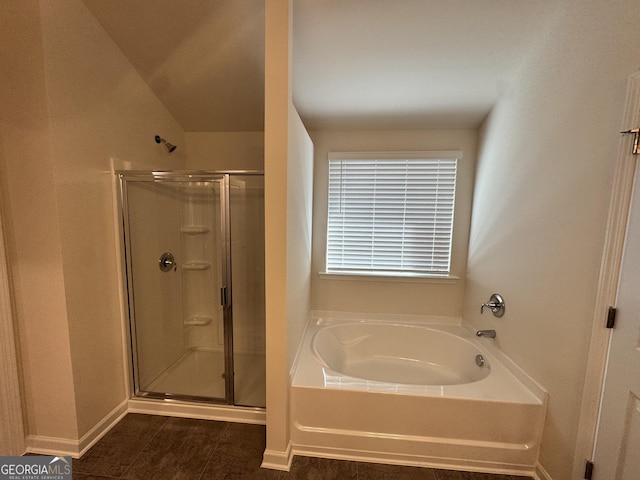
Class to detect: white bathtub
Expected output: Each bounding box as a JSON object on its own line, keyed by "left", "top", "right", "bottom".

{"left": 291, "top": 313, "right": 547, "bottom": 476}
{"left": 312, "top": 322, "right": 490, "bottom": 386}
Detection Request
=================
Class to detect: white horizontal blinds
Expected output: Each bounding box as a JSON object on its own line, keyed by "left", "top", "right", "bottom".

{"left": 327, "top": 154, "right": 457, "bottom": 275}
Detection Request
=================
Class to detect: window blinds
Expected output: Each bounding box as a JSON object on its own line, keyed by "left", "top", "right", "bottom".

{"left": 326, "top": 153, "right": 458, "bottom": 276}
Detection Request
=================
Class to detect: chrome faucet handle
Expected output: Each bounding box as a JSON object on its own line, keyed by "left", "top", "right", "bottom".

{"left": 480, "top": 302, "right": 496, "bottom": 314}
{"left": 480, "top": 293, "right": 505, "bottom": 317}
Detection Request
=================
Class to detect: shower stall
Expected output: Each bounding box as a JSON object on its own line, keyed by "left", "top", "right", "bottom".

{"left": 117, "top": 171, "right": 265, "bottom": 408}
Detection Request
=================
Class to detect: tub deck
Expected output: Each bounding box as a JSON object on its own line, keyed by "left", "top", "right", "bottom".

{"left": 290, "top": 314, "right": 547, "bottom": 476}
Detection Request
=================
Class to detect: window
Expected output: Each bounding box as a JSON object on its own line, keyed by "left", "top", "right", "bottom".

{"left": 325, "top": 151, "right": 460, "bottom": 277}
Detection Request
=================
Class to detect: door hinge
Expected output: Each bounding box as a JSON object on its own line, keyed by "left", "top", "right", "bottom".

{"left": 606, "top": 306, "right": 617, "bottom": 329}
{"left": 220, "top": 286, "right": 228, "bottom": 306}
{"left": 620, "top": 128, "right": 640, "bottom": 155}
{"left": 584, "top": 460, "right": 594, "bottom": 480}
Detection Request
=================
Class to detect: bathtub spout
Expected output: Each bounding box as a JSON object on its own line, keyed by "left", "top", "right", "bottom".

{"left": 476, "top": 329, "right": 496, "bottom": 339}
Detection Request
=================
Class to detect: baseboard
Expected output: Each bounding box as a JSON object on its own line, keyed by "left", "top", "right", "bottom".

{"left": 534, "top": 462, "right": 553, "bottom": 480}
{"left": 261, "top": 441, "right": 293, "bottom": 471}
{"left": 25, "top": 397, "right": 264, "bottom": 458}
{"left": 78, "top": 399, "right": 129, "bottom": 456}
{"left": 26, "top": 435, "right": 82, "bottom": 458}
{"left": 26, "top": 399, "right": 128, "bottom": 458}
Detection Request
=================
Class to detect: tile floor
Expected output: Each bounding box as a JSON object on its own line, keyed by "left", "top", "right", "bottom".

{"left": 68, "top": 413, "right": 533, "bottom": 480}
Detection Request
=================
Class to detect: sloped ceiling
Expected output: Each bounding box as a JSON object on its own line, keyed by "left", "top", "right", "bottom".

{"left": 84, "top": 0, "right": 265, "bottom": 132}
{"left": 85, "top": 0, "right": 561, "bottom": 132}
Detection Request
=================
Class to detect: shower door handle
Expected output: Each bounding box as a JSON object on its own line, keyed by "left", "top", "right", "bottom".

{"left": 158, "top": 252, "right": 176, "bottom": 272}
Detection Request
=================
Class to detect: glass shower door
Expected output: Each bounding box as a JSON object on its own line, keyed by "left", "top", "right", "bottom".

{"left": 229, "top": 175, "right": 265, "bottom": 407}
{"left": 122, "top": 176, "right": 229, "bottom": 402}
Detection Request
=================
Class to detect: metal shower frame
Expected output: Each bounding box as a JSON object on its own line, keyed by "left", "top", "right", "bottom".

{"left": 116, "top": 170, "right": 264, "bottom": 406}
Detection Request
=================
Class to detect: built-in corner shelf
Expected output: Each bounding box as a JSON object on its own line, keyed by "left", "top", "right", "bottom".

{"left": 184, "top": 316, "right": 213, "bottom": 326}
{"left": 180, "top": 225, "right": 210, "bottom": 234}
{"left": 182, "top": 262, "right": 212, "bottom": 271}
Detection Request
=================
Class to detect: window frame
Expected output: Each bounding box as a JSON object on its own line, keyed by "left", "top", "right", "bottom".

{"left": 323, "top": 150, "right": 462, "bottom": 280}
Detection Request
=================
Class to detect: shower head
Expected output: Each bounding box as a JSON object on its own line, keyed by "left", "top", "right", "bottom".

{"left": 155, "top": 135, "right": 177, "bottom": 153}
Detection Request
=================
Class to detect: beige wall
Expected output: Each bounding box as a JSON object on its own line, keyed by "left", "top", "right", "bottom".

{"left": 264, "top": 0, "right": 292, "bottom": 459}
{"left": 41, "top": 0, "right": 185, "bottom": 437}
{"left": 462, "top": 1, "right": 640, "bottom": 478}
{"left": 12, "top": 1, "right": 639, "bottom": 477}
{"left": 263, "top": 0, "right": 314, "bottom": 465}
{"left": 1, "top": 0, "right": 185, "bottom": 443}
{"left": 310, "top": 129, "right": 477, "bottom": 317}
{"left": 0, "top": 206, "right": 26, "bottom": 455}
{"left": 286, "top": 103, "right": 314, "bottom": 370}
{"left": 0, "top": 0, "right": 79, "bottom": 441}
{"left": 185, "top": 132, "right": 264, "bottom": 171}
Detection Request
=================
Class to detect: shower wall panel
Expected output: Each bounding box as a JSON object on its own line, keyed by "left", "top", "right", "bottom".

{"left": 179, "top": 185, "right": 222, "bottom": 352}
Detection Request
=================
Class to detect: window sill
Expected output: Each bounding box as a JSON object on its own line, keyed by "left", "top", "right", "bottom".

{"left": 318, "top": 271, "right": 460, "bottom": 284}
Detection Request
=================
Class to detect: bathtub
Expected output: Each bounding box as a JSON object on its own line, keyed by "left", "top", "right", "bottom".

{"left": 291, "top": 313, "right": 547, "bottom": 476}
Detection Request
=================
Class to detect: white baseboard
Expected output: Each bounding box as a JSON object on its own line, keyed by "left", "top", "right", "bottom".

{"left": 78, "top": 399, "right": 129, "bottom": 456}
{"left": 26, "top": 435, "right": 82, "bottom": 458}
{"left": 26, "top": 399, "right": 128, "bottom": 458}
{"left": 534, "top": 462, "right": 553, "bottom": 480}
{"left": 25, "top": 397, "right": 264, "bottom": 458}
{"left": 261, "top": 441, "right": 293, "bottom": 471}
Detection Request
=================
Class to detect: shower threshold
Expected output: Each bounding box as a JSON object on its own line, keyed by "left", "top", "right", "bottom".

{"left": 140, "top": 347, "right": 266, "bottom": 407}
{"left": 144, "top": 347, "right": 225, "bottom": 399}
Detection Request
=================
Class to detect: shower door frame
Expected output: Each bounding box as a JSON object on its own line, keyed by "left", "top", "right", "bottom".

{"left": 117, "top": 170, "right": 263, "bottom": 406}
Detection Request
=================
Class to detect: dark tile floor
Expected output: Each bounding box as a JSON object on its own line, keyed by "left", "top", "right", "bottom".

{"left": 68, "top": 414, "right": 533, "bottom": 480}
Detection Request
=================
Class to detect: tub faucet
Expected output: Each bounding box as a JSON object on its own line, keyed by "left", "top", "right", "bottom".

{"left": 476, "top": 329, "right": 496, "bottom": 339}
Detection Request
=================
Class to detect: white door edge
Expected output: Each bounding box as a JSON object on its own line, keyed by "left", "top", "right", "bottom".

{"left": 572, "top": 70, "right": 640, "bottom": 478}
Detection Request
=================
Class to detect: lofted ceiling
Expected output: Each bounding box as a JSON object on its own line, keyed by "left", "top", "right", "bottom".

{"left": 84, "top": 0, "right": 265, "bottom": 132}
{"left": 85, "top": 0, "right": 562, "bottom": 132}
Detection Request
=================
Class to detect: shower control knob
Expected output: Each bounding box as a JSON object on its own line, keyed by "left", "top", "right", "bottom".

{"left": 480, "top": 293, "right": 505, "bottom": 317}
{"left": 159, "top": 252, "right": 175, "bottom": 272}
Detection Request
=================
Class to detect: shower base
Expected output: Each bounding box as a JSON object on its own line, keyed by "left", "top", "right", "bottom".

{"left": 146, "top": 347, "right": 224, "bottom": 398}
{"left": 144, "top": 347, "right": 265, "bottom": 407}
